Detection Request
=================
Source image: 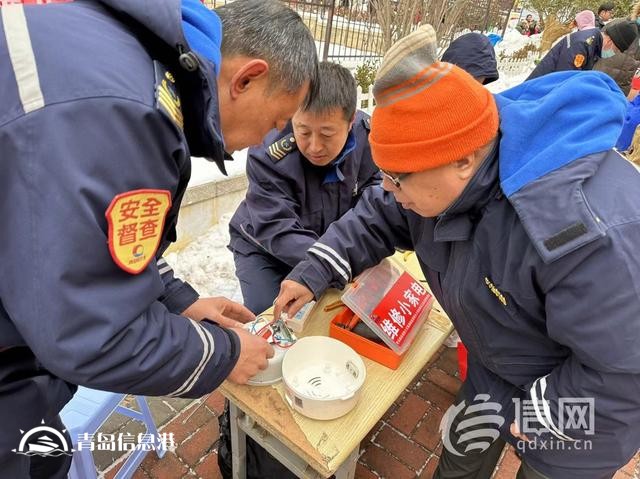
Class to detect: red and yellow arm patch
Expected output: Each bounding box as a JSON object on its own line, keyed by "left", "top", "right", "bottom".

{"left": 573, "top": 54, "right": 586, "bottom": 69}
{"left": 105, "top": 189, "right": 172, "bottom": 274}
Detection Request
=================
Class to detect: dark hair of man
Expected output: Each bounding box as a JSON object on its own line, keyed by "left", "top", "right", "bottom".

{"left": 302, "top": 61, "right": 357, "bottom": 121}
{"left": 215, "top": 0, "right": 319, "bottom": 108}
{"left": 598, "top": 3, "right": 614, "bottom": 14}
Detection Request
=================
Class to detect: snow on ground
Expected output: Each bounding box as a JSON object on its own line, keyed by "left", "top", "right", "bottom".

{"left": 486, "top": 70, "right": 532, "bottom": 93}
{"left": 495, "top": 30, "right": 541, "bottom": 57}
{"left": 164, "top": 213, "right": 243, "bottom": 302}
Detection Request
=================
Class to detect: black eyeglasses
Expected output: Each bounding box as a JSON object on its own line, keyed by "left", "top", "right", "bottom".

{"left": 380, "top": 169, "right": 410, "bottom": 189}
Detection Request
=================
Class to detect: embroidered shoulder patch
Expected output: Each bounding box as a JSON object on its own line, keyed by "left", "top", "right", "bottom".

{"left": 574, "top": 54, "right": 586, "bottom": 68}
{"left": 154, "top": 61, "right": 183, "bottom": 131}
{"left": 105, "top": 189, "right": 172, "bottom": 274}
{"left": 267, "top": 136, "right": 296, "bottom": 161}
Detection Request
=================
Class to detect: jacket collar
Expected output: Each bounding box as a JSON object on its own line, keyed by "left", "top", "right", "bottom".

{"left": 322, "top": 131, "right": 357, "bottom": 184}
{"left": 98, "top": 0, "right": 227, "bottom": 173}
{"left": 433, "top": 140, "right": 501, "bottom": 242}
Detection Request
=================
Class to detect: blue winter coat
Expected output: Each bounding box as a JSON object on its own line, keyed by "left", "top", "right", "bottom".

{"left": 228, "top": 111, "right": 380, "bottom": 267}
{"left": 286, "top": 71, "right": 640, "bottom": 478}
{"left": 0, "top": 0, "right": 239, "bottom": 457}
{"left": 616, "top": 94, "right": 640, "bottom": 151}
{"left": 528, "top": 28, "right": 603, "bottom": 80}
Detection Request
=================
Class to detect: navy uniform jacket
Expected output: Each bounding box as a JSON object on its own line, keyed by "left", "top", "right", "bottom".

{"left": 0, "top": 0, "right": 239, "bottom": 455}
{"left": 228, "top": 111, "right": 381, "bottom": 267}
{"left": 528, "top": 28, "right": 602, "bottom": 80}
{"left": 285, "top": 72, "right": 640, "bottom": 477}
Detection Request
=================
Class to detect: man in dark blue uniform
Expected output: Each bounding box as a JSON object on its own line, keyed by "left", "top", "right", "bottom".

{"left": 220, "top": 62, "right": 380, "bottom": 479}
{"left": 276, "top": 25, "right": 640, "bottom": 479}
{"left": 0, "top": 1, "right": 318, "bottom": 477}
{"left": 228, "top": 61, "right": 380, "bottom": 315}
{"left": 528, "top": 18, "right": 637, "bottom": 80}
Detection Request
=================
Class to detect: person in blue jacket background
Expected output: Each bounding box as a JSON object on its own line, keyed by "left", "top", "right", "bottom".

{"left": 0, "top": 1, "right": 318, "bottom": 477}
{"left": 275, "top": 24, "right": 640, "bottom": 479}
{"left": 528, "top": 19, "right": 637, "bottom": 80}
{"left": 228, "top": 61, "right": 380, "bottom": 316}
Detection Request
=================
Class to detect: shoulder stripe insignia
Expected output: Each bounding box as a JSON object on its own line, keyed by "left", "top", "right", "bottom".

{"left": 267, "top": 136, "right": 296, "bottom": 161}
{"left": 154, "top": 61, "right": 183, "bottom": 131}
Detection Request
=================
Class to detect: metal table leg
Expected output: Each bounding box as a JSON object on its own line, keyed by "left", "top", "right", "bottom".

{"left": 229, "top": 402, "right": 247, "bottom": 479}
{"left": 229, "top": 400, "right": 359, "bottom": 479}
{"left": 333, "top": 446, "right": 358, "bottom": 479}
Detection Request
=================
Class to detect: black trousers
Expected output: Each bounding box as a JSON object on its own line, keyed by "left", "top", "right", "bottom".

{"left": 232, "top": 249, "right": 291, "bottom": 315}
{"left": 217, "top": 401, "right": 297, "bottom": 479}
{"left": 433, "top": 388, "right": 549, "bottom": 479}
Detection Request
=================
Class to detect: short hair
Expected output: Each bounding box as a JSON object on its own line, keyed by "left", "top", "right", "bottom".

{"left": 598, "top": 3, "right": 614, "bottom": 14}
{"left": 303, "top": 62, "right": 357, "bottom": 121}
{"left": 215, "top": 0, "right": 318, "bottom": 107}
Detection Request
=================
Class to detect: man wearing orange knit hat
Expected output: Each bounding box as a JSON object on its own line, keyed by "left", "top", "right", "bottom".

{"left": 275, "top": 25, "right": 640, "bottom": 479}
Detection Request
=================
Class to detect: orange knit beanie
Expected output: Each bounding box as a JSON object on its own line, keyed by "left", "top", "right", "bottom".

{"left": 370, "top": 25, "right": 499, "bottom": 173}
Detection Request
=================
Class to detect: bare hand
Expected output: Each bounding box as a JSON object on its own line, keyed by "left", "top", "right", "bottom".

{"left": 182, "top": 297, "right": 255, "bottom": 329}
{"left": 227, "top": 328, "right": 275, "bottom": 384}
{"left": 510, "top": 421, "right": 530, "bottom": 442}
{"left": 273, "top": 280, "right": 314, "bottom": 319}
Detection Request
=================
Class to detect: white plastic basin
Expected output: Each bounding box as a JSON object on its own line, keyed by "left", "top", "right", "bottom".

{"left": 282, "top": 336, "right": 366, "bottom": 420}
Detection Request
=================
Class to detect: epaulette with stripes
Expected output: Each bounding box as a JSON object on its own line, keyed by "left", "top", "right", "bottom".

{"left": 267, "top": 135, "right": 297, "bottom": 161}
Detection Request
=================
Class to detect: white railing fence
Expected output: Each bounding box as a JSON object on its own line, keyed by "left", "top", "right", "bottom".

{"left": 356, "top": 86, "right": 376, "bottom": 114}
{"left": 496, "top": 53, "right": 538, "bottom": 77}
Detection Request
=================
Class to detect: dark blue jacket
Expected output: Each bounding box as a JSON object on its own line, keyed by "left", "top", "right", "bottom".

{"left": 229, "top": 111, "right": 380, "bottom": 267}
{"left": 0, "top": 0, "right": 239, "bottom": 452}
{"left": 528, "top": 28, "right": 603, "bottom": 80}
{"left": 441, "top": 32, "right": 499, "bottom": 84}
{"left": 286, "top": 72, "right": 640, "bottom": 477}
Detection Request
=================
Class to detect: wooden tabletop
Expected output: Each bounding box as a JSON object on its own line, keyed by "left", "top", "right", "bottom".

{"left": 221, "top": 254, "right": 452, "bottom": 478}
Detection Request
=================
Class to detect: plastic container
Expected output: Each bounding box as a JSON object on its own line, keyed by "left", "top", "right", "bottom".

{"left": 282, "top": 336, "right": 366, "bottom": 420}
{"left": 341, "top": 257, "right": 434, "bottom": 354}
{"left": 247, "top": 345, "right": 287, "bottom": 386}
{"left": 329, "top": 307, "right": 404, "bottom": 370}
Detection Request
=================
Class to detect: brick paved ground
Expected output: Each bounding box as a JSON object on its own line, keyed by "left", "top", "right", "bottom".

{"left": 97, "top": 346, "right": 640, "bottom": 479}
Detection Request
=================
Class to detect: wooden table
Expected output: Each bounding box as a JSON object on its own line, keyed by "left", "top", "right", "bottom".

{"left": 220, "top": 255, "right": 452, "bottom": 479}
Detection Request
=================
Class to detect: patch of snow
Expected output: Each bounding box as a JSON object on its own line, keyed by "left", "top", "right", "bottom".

{"left": 486, "top": 70, "right": 532, "bottom": 93}
{"left": 495, "top": 30, "right": 541, "bottom": 56}
{"left": 164, "top": 214, "right": 243, "bottom": 302}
